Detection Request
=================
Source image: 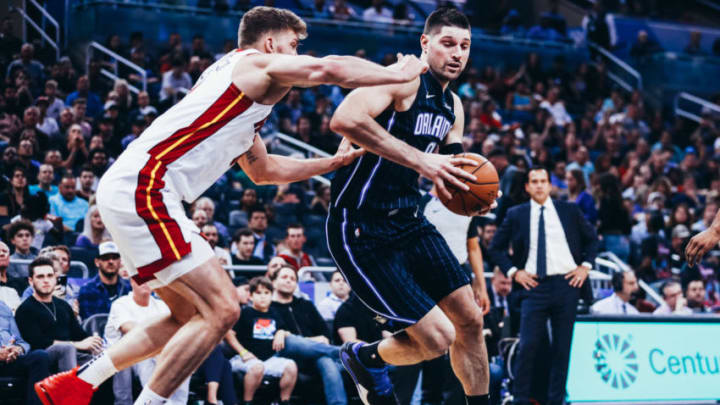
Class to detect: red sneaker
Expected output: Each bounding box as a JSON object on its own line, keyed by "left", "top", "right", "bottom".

{"left": 35, "top": 367, "right": 96, "bottom": 405}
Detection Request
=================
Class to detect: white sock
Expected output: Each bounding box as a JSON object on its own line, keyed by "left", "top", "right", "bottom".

{"left": 77, "top": 352, "right": 118, "bottom": 388}
{"left": 134, "top": 386, "right": 169, "bottom": 405}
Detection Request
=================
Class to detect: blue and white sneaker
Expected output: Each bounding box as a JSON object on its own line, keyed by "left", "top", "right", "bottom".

{"left": 340, "top": 342, "right": 399, "bottom": 405}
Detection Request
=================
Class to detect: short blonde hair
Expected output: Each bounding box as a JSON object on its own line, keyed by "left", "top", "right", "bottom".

{"left": 238, "top": 6, "right": 307, "bottom": 48}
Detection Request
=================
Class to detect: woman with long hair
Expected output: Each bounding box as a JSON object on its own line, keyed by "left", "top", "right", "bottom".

{"left": 597, "top": 173, "right": 633, "bottom": 262}
{"left": 75, "top": 204, "right": 111, "bottom": 249}
{"left": 0, "top": 166, "right": 30, "bottom": 218}
{"left": 565, "top": 168, "right": 597, "bottom": 223}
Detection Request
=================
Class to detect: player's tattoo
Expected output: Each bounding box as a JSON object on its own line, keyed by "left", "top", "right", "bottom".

{"left": 245, "top": 150, "right": 258, "bottom": 165}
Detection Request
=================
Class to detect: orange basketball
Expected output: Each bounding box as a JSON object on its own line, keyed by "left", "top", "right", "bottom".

{"left": 439, "top": 153, "right": 499, "bottom": 216}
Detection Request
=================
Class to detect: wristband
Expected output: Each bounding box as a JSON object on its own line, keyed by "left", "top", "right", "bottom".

{"left": 239, "top": 349, "right": 248, "bottom": 357}
{"left": 439, "top": 142, "right": 463, "bottom": 155}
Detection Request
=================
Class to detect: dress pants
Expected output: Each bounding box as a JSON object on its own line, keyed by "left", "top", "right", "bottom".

{"left": 513, "top": 276, "right": 579, "bottom": 405}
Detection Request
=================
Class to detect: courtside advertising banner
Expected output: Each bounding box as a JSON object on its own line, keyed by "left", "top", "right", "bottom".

{"left": 566, "top": 317, "right": 720, "bottom": 403}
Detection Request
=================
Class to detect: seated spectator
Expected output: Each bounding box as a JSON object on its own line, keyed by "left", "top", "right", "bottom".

{"left": 196, "top": 345, "right": 238, "bottom": 405}
{"left": 0, "top": 242, "right": 22, "bottom": 309}
{"left": 232, "top": 228, "right": 264, "bottom": 266}
{"left": 75, "top": 205, "right": 111, "bottom": 249}
{"left": 597, "top": 173, "right": 632, "bottom": 262}
{"left": 278, "top": 224, "right": 316, "bottom": 272}
{"left": 630, "top": 30, "right": 661, "bottom": 60}
{"left": 669, "top": 225, "right": 690, "bottom": 276}
{"left": 35, "top": 96, "right": 60, "bottom": 139}
{"left": 591, "top": 271, "right": 640, "bottom": 314}
{"left": 232, "top": 276, "right": 297, "bottom": 404}
{"left": 329, "top": 0, "right": 358, "bottom": 21}
{"left": 76, "top": 165, "right": 97, "bottom": 202}
{"left": 78, "top": 241, "right": 129, "bottom": 319}
{"left": 6, "top": 43, "right": 45, "bottom": 96}
{"left": 29, "top": 163, "right": 58, "bottom": 197}
{"left": 362, "top": 0, "right": 393, "bottom": 23}
{"left": 193, "top": 197, "right": 231, "bottom": 246}
{"left": 0, "top": 299, "right": 49, "bottom": 405}
{"left": 310, "top": 0, "right": 331, "bottom": 18}
{"left": 121, "top": 117, "right": 144, "bottom": 150}
{"left": 7, "top": 219, "right": 38, "bottom": 279}
{"left": 202, "top": 223, "right": 232, "bottom": 267}
{"left": 249, "top": 206, "right": 276, "bottom": 263}
{"left": 0, "top": 166, "right": 31, "bottom": 218}
{"left": 192, "top": 208, "right": 208, "bottom": 230}
{"left": 15, "top": 257, "right": 103, "bottom": 371}
{"left": 539, "top": 87, "right": 572, "bottom": 127}
{"left": 270, "top": 266, "right": 347, "bottom": 405}
{"left": 105, "top": 277, "right": 190, "bottom": 405}
{"left": 49, "top": 173, "right": 89, "bottom": 231}
{"left": 685, "top": 279, "right": 709, "bottom": 313}
{"left": 565, "top": 168, "right": 597, "bottom": 224}
{"left": 317, "top": 270, "right": 350, "bottom": 321}
{"left": 500, "top": 9, "right": 526, "bottom": 37}
{"left": 684, "top": 30, "right": 704, "bottom": 55}
{"left": 692, "top": 201, "right": 718, "bottom": 233}
{"left": 42, "top": 80, "right": 65, "bottom": 121}
{"left": 653, "top": 281, "right": 692, "bottom": 315}
{"left": 16, "top": 137, "right": 41, "bottom": 183}
{"left": 159, "top": 57, "right": 193, "bottom": 104}
{"left": 65, "top": 75, "right": 102, "bottom": 119}
{"left": 310, "top": 184, "right": 331, "bottom": 216}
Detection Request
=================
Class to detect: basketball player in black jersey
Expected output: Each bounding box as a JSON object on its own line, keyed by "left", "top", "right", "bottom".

{"left": 326, "top": 8, "right": 497, "bottom": 405}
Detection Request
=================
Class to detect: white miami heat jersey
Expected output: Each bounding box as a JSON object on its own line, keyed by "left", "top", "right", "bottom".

{"left": 124, "top": 48, "right": 274, "bottom": 202}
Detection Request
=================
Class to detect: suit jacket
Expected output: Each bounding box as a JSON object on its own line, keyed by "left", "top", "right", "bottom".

{"left": 489, "top": 200, "right": 599, "bottom": 302}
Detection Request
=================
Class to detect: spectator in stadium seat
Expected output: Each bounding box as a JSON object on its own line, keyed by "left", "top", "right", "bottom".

{"left": 6, "top": 43, "right": 45, "bottom": 96}
{"left": 106, "top": 276, "right": 190, "bottom": 405}
{"left": 630, "top": 30, "right": 661, "bottom": 61}
{"left": 16, "top": 136, "right": 41, "bottom": 181}
{"left": 75, "top": 165, "right": 97, "bottom": 201}
{"left": 65, "top": 76, "right": 102, "bottom": 119}
{"left": 0, "top": 166, "right": 31, "bottom": 218}
{"left": 43, "top": 80, "right": 66, "bottom": 121}
{"left": 597, "top": 173, "right": 632, "bottom": 262}
{"left": 311, "top": 0, "right": 332, "bottom": 18}
{"left": 0, "top": 299, "right": 49, "bottom": 405}
{"left": 684, "top": 30, "right": 705, "bottom": 55}
{"left": 363, "top": 0, "right": 393, "bottom": 23}
{"left": 565, "top": 168, "right": 597, "bottom": 224}
{"left": 35, "top": 97, "right": 61, "bottom": 144}
{"left": 232, "top": 228, "right": 264, "bottom": 266}
{"left": 317, "top": 270, "right": 350, "bottom": 321}
{"left": 159, "top": 57, "right": 193, "bottom": 104}
{"left": 310, "top": 184, "right": 331, "bottom": 216}
{"left": 202, "top": 223, "right": 232, "bottom": 266}
{"left": 194, "top": 197, "right": 231, "bottom": 245}
{"left": 16, "top": 257, "right": 103, "bottom": 371}
{"left": 0, "top": 241, "right": 22, "bottom": 309}
{"left": 329, "top": 0, "right": 358, "bottom": 20}
{"left": 191, "top": 208, "right": 208, "bottom": 230}
{"left": 692, "top": 201, "right": 719, "bottom": 233}
{"left": 278, "top": 224, "right": 316, "bottom": 272}
{"left": 654, "top": 281, "right": 692, "bottom": 315}
{"left": 591, "top": 271, "right": 639, "bottom": 314}
{"left": 240, "top": 188, "right": 258, "bottom": 215}
{"left": 685, "top": 279, "right": 709, "bottom": 313}
{"left": 249, "top": 206, "right": 276, "bottom": 263}
{"left": 488, "top": 148, "right": 519, "bottom": 198}
{"left": 7, "top": 219, "right": 38, "bottom": 279}
{"left": 13, "top": 192, "right": 61, "bottom": 251}
{"left": 49, "top": 173, "right": 89, "bottom": 232}
{"left": 87, "top": 147, "right": 110, "bottom": 177}
{"left": 78, "top": 241, "right": 130, "bottom": 320}
{"left": 29, "top": 163, "right": 58, "bottom": 197}
{"left": 232, "top": 276, "right": 298, "bottom": 405}
{"left": 269, "top": 266, "right": 347, "bottom": 405}
{"left": 75, "top": 205, "right": 111, "bottom": 249}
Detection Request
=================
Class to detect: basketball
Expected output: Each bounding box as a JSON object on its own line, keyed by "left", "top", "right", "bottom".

{"left": 439, "top": 153, "right": 499, "bottom": 216}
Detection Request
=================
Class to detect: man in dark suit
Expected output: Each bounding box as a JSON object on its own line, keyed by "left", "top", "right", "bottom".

{"left": 489, "top": 166, "right": 599, "bottom": 405}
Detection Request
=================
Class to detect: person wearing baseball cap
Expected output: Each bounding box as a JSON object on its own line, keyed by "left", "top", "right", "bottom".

{"left": 77, "top": 241, "right": 131, "bottom": 320}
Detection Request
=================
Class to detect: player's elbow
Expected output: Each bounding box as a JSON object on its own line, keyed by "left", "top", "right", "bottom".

{"left": 329, "top": 111, "right": 351, "bottom": 134}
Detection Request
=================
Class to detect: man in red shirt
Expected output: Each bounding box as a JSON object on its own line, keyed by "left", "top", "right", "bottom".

{"left": 278, "top": 224, "right": 315, "bottom": 271}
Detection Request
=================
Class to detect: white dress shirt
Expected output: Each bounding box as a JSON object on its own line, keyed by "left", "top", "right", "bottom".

{"left": 508, "top": 199, "right": 591, "bottom": 279}
{"left": 591, "top": 293, "right": 639, "bottom": 315}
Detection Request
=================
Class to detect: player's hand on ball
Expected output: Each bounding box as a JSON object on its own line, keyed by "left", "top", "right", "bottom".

{"left": 477, "top": 190, "right": 502, "bottom": 215}
{"left": 388, "top": 53, "right": 429, "bottom": 81}
{"left": 418, "top": 153, "right": 477, "bottom": 201}
{"left": 685, "top": 227, "right": 720, "bottom": 267}
{"left": 335, "top": 138, "right": 365, "bottom": 166}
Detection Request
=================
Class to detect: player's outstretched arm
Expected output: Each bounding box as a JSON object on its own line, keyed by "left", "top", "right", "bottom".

{"left": 265, "top": 53, "right": 427, "bottom": 88}
{"left": 686, "top": 208, "right": 720, "bottom": 267}
{"left": 237, "top": 135, "right": 363, "bottom": 185}
{"left": 331, "top": 83, "right": 477, "bottom": 200}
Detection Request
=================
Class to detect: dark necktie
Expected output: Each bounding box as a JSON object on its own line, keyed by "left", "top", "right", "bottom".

{"left": 537, "top": 206, "right": 547, "bottom": 278}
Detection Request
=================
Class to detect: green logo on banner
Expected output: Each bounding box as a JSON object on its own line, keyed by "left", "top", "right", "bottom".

{"left": 593, "top": 334, "right": 639, "bottom": 389}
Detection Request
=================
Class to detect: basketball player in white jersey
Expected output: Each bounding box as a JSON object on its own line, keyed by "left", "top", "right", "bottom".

{"left": 35, "top": 7, "right": 428, "bottom": 405}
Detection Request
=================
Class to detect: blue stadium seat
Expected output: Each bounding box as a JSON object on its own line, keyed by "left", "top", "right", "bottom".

{"left": 70, "top": 246, "right": 98, "bottom": 276}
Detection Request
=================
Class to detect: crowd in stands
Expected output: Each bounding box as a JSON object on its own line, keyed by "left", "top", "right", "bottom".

{"left": 2, "top": 2, "right": 720, "bottom": 403}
